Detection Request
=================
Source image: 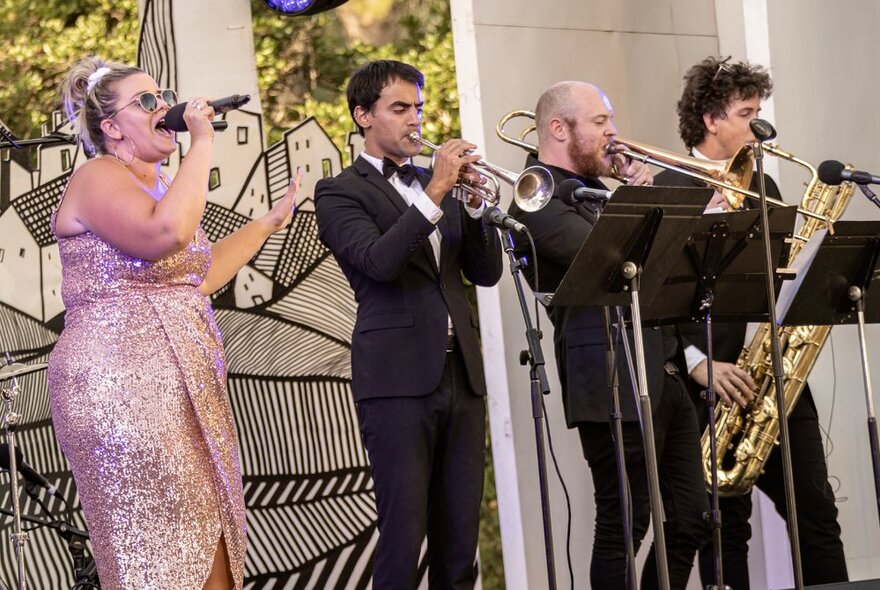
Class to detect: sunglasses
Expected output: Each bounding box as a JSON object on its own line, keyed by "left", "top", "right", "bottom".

{"left": 711, "top": 57, "right": 733, "bottom": 84}
{"left": 106, "top": 89, "right": 178, "bottom": 119}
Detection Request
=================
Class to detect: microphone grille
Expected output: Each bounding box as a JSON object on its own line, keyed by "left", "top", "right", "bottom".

{"left": 817, "top": 160, "right": 846, "bottom": 185}
{"left": 558, "top": 178, "right": 585, "bottom": 207}
{"left": 162, "top": 103, "right": 188, "bottom": 132}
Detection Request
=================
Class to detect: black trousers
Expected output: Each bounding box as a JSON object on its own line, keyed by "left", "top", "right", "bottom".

{"left": 357, "top": 348, "right": 486, "bottom": 590}
{"left": 578, "top": 373, "right": 710, "bottom": 590}
{"left": 696, "top": 388, "right": 847, "bottom": 589}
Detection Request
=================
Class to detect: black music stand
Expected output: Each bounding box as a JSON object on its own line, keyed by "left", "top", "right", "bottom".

{"left": 551, "top": 185, "right": 711, "bottom": 590}
{"left": 778, "top": 220, "right": 880, "bottom": 528}
{"left": 640, "top": 204, "right": 798, "bottom": 590}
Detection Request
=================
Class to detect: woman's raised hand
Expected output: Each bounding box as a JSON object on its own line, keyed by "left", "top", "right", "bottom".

{"left": 262, "top": 167, "right": 304, "bottom": 232}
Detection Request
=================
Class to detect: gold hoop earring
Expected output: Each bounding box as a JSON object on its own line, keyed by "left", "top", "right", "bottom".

{"left": 113, "top": 135, "right": 136, "bottom": 166}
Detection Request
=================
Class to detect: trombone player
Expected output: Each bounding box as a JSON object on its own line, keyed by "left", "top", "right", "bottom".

{"left": 655, "top": 56, "right": 847, "bottom": 589}
{"left": 314, "top": 59, "right": 503, "bottom": 589}
{"left": 507, "top": 80, "right": 709, "bottom": 589}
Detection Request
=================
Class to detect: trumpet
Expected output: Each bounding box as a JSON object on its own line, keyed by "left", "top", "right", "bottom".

{"left": 408, "top": 133, "right": 554, "bottom": 212}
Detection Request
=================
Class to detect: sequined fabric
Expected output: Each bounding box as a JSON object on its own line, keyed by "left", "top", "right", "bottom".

{"left": 48, "top": 220, "right": 246, "bottom": 589}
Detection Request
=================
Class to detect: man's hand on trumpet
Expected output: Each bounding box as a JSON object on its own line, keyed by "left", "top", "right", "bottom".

{"left": 424, "top": 138, "right": 482, "bottom": 206}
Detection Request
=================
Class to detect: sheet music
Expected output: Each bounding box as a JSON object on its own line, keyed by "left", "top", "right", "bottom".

{"left": 776, "top": 229, "right": 827, "bottom": 324}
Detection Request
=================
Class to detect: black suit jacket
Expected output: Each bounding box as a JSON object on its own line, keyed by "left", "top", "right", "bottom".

{"left": 654, "top": 167, "right": 782, "bottom": 365}
{"left": 509, "top": 156, "right": 677, "bottom": 425}
{"left": 315, "top": 156, "right": 503, "bottom": 402}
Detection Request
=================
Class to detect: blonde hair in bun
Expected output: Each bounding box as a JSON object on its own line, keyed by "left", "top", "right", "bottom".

{"left": 59, "top": 56, "right": 142, "bottom": 156}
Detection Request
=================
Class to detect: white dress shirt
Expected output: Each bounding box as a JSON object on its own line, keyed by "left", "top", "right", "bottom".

{"left": 360, "top": 151, "right": 485, "bottom": 334}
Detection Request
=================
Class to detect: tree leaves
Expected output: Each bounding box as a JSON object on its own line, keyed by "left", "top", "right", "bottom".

{"left": 0, "top": 0, "right": 139, "bottom": 137}
{"left": 2, "top": 0, "right": 459, "bottom": 156}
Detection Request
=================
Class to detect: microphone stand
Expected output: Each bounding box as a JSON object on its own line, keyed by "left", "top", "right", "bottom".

{"left": 750, "top": 121, "right": 803, "bottom": 590}
{"left": 502, "top": 230, "right": 557, "bottom": 589}
{"left": 857, "top": 183, "right": 880, "bottom": 210}
{"left": 604, "top": 307, "right": 638, "bottom": 589}
{"left": 58, "top": 524, "right": 96, "bottom": 590}
{"left": 620, "top": 261, "right": 670, "bottom": 590}
{"left": 0, "top": 353, "right": 30, "bottom": 590}
{"left": 850, "top": 281, "right": 880, "bottom": 529}
{"left": 698, "top": 292, "right": 729, "bottom": 590}
{"left": 843, "top": 229, "right": 880, "bottom": 528}
{"left": 0, "top": 363, "right": 27, "bottom": 590}
{"left": 0, "top": 133, "right": 75, "bottom": 150}
{"left": 0, "top": 358, "right": 49, "bottom": 590}
{"left": 845, "top": 183, "right": 880, "bottom": 522}
{"left": 0, "top": 506, "right": 95, "bottom": 590}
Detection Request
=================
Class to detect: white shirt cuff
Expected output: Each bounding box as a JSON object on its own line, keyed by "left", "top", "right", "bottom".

{"left": 411, "top": 189, "right": 444, "bottom": 224}
{"left": 684, "top": 344, "right": 708, "bottom": 375}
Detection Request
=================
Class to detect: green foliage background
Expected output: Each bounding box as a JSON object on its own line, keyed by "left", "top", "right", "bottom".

{"left": 0, "top": 0, "right": 138, "bottom": 135}
{"left": 0, "top": 0, "right": 462, "bottom": 155}
{"left": 0, "top": 1, "right": 503, "bottom": 587}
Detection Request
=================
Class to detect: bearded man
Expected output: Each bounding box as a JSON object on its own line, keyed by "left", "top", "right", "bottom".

{"left": 508, "top": 81, "right": 709, "bottom": 589}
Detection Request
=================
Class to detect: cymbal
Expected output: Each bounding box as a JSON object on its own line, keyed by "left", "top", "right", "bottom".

{"left": 0, "top": 363, "right": 47, "bottom": 381}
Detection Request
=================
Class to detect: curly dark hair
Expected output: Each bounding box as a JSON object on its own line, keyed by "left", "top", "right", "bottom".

{"left": 677, "top": 56, "right": 773, "bottom": 149}
{"left": 346, "top": 60, "right": 424, "bottom": 137}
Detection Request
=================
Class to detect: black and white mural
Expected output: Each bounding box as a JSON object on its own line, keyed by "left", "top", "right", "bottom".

{"left": 0, "top": 1, "right": 440, "bottom": 588}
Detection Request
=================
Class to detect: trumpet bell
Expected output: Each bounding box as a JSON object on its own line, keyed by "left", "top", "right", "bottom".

{"left": 409, "top": 132, "right": 554, "bottom": 212}
{"left": 514, "top": 166, "right": 554, "bottom": 212}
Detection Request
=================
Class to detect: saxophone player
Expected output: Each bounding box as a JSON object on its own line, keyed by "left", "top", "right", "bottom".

{"left": 654, "top": 56, "right": 848, "bottom": 589}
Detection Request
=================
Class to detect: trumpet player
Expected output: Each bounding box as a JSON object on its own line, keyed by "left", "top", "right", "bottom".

{"left": 655, "top": 56, "right": 847, "bottom": 589}
{"left": 314, "top": 59, "right": 503, "bottom": 590}
{"left": 508, "top": 80, "right": 709, "bottom": 589}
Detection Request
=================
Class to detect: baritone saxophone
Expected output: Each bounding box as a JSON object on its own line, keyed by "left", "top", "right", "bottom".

{"left": 701, "top": 144, "right": 855, "bottom": 496}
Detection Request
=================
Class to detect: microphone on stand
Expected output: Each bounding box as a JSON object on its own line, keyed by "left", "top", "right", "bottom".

{"left": 558, "top": 178, "right": 612, "bottom": 206}
{"left": 819, "top": 160, "right": 880, "bottom": 209}
{"left": 818, "top": 159, "right": 880, "bottom": 186}
{"left": 0, "top": 445, "right": 58, "bottom": 496}
{"left": 160, "top": 94, "right": 251, "bottom": 132}
{"left": 749, "top": 118, "right": 777, "bottom": 142}
{"left": 482, "top": 206, "right": 528, "bottom": 234}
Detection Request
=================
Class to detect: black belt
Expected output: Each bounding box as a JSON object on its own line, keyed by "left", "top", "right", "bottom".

{"left": 446, "top": 332, "right": 456, "bottom": 352}
{"left": 664, "top": 361, "right": 679, "bottom": 376}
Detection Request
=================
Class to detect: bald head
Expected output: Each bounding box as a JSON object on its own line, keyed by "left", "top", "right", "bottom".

{"left": 535, "top": 81, "right": 607, "bottom": 143}
{"left": 533, "top": 81, "right": 617, "bottom": 177}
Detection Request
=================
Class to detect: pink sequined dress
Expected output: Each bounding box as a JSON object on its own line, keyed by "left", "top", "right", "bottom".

{"left": 48, "top": 207, "right": 247, "bottom": 589}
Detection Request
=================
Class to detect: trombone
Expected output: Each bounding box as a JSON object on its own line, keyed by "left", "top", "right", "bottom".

{"left": 408, "top": 133, "right": 554, "bottom": 212}
{"left": 496, "top": 110, "right": 830, "bottom": 223}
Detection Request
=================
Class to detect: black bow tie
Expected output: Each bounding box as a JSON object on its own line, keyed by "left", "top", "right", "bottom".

{"left": 382, "top": 157, "right": 417, "bottom": 185}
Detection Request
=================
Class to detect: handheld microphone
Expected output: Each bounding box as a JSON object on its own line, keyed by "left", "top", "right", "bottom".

{"left": 749, "top": 118, "right": 777, "bottom": 142}
{"left": 482, "top": 206, "right": 528, "bottom": 234}
{"left": 558, "top": 178, "right": 612, "bottom": 207}
{"left": 817, "top": 159, "right": 880, "bottom": 186}
{"left": 161, "top": 94, "right": 251, "bottom": 132}
{"left": 0, "top": 445, "right": 58, "bottom": 496}
{"left": 206, "top": 94, "right": 251, "bottom": 113}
